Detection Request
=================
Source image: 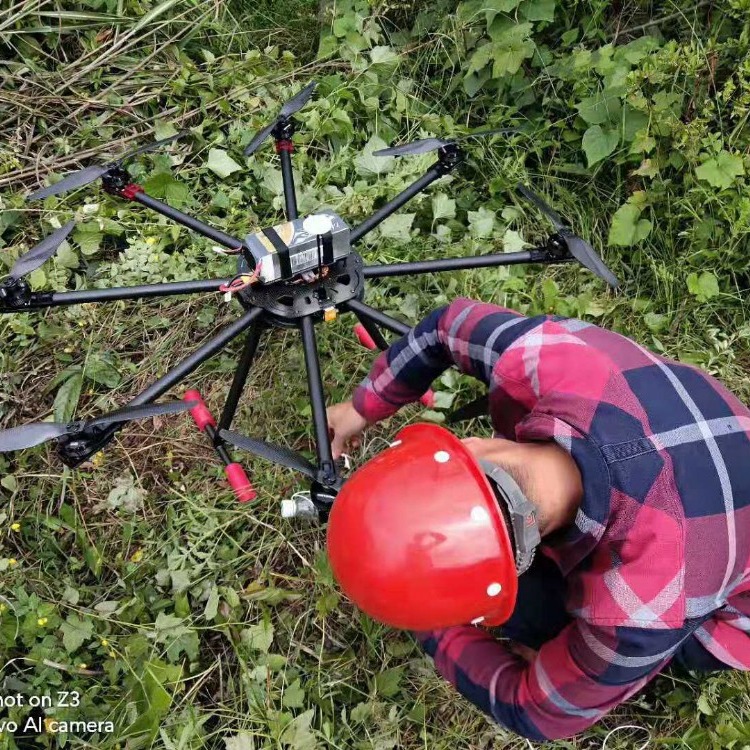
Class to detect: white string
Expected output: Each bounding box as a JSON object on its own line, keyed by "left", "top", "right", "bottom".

{"left": 601, "top": 724, "right": 651, "bottom": 750}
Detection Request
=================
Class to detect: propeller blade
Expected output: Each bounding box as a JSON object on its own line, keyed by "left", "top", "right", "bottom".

{"left": 447, "top": 394, "right": 490, "bottom": 424}
{"left": 27, "top": 132, "right": 185, "bottom": 201}
{"left": 116, "top": 130, "right": 185, "bottom": 165}
{"left": 279, "top": 80, "right": 317, "bottom": 118}
{"left": 87, "top": 400, "right": 198, "bottom": 428}
{"left": 244, "top": 120, "right": 277, "bottom": 157}
{"left": 517, "top": 184, "right": 619, "bottom": 288}
{"left": 219, "top": 429, "right": 317, "bottom": 478}
{"left": 456, "top": 127, "right": 519, "bottom": 141}
{"left": 563, "top": 233, "right": 619, "bottom": 289}
{"left": 244, "top": 82, "right": 317, "bottom": 157}
{"left": 0, "top": 422, "right": 71, "bottom": 452}
{"left": 374, "top": 137, "right": 450, "bottom": 157}
{"left": 516, "top": 183, "right": 566, "bottom": 232}
{"left": 10, "top": 221, "right": 76, "bottom": 280}
{"left": 27, "top": 164, "right": 109, "bottom": 201}
{"left": 376, "top": 129, "right": 517, "bottom": 157}
{"left": 0, "top": 400, "right": 198, "bottom": 453}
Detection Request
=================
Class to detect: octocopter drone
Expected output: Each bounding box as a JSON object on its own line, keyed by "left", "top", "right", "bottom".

{"left": 0, "top": 81, "right": 618, "bottom": 517}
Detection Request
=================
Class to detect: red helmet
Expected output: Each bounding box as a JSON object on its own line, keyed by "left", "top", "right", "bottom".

{"left": 326, "top": 423, "right": 520, "bottom": 630}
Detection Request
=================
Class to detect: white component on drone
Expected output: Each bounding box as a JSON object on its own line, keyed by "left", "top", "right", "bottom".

{"left": 303, "top": 213, "right": 334, "bottom": 235}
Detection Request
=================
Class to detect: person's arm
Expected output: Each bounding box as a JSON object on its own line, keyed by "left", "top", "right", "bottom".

{"left": 352, "top": 298, "right": 543, "bottom": 423}
{"left": 415, "top": 619, "right": 698, "bottom": 741}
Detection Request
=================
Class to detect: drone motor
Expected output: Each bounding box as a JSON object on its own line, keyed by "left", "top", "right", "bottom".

{"left": 244, "top": 210, "right": 351, "bottom": 284}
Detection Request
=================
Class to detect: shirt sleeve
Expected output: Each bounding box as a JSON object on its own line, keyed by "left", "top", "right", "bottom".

{"left": 352, "top": 298, "right": 542, "bottom": 422}
{"left": 415, "top": 619, "right": 698, "bottom": 741}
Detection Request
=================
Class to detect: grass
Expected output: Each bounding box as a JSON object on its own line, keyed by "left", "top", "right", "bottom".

{"left": 1, "top": 1, "right": 750, "bottom": 749}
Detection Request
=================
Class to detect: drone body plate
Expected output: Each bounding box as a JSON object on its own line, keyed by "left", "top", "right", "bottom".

{"left": 238, "top": 251, "right": 364, "bottom": 324}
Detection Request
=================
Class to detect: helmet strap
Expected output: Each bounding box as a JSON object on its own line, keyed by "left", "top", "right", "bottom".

{"left": 479, "top": 460, "right": 541, "bottom": 575}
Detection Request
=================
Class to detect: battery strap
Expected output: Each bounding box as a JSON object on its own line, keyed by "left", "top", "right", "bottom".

{"left": 321, "top": 232, "right": 334, "bottom": 264}
{"left": 261, "top": 226, "right": 292, "bottom": 278}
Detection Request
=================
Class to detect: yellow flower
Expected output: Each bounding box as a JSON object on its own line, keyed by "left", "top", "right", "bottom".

{"left": 130, "top": 549, "right": 144, "bottom": 563}
{"left": 100, "top": 638, "right": 109, "bottom": 647}
{"left": 92, "top": 451, "right": 105, "bottom": 468}
{"left": 37, "top": 617, "right": 48, "bottom": 626}
{"left": 109, "top": 649, "right": 116, "bottom": 658}
{"left": 10, "top": 523, "right": 20, "bottom": 532}
{"left": 78, "top": 663, "right": 87, "bottom": 670}
{"left": 146, "top": 237, "right": 157, "bottom": 245}
{"left": 8, "top": 558, "right": 17, "bottom": 566}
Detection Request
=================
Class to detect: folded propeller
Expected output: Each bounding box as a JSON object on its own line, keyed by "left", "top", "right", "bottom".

{"left": 219, "top": 429, "right": 316, "bottom": 478}
{"left": 26, "top": 132, "right": 184, "bottom": 201}
{"left": 374, "top": 128, "right": 517, "bottom": 157}
{"left": 5, "top": 221, "right": 76, "bottom": 281}
{"left": 0, "top": 400, "right": 197, "bottom": 452}
{"left": 516, "top": 184, "right": 619, "bottom": 289}
{"left": 244, "top": 81, "right": 318, "bottom": 157}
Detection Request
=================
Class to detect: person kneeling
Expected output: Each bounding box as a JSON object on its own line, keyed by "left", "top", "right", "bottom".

{"left": 325, "top": 298, "right": 748, "bottom": 742}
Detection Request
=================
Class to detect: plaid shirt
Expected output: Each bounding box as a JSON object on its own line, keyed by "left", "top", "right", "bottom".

{"left": 352, "top": 298, "right": 750, "bottom": 741}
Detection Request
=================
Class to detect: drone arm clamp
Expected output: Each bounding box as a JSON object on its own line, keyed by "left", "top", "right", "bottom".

{"left": 121, "top": 183, "right": 144, "bottom": 200}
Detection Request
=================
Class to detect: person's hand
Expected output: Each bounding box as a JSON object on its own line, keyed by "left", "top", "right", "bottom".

{"left": 327, "top": 400, "right": 368, "bottom": 459}
{"left": 507, "top": 640, "right": 537, "bottom": 663}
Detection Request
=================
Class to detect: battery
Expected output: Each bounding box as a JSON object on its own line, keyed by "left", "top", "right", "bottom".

{"left": 243, "top": 211, "right": 351, "bottom": 283}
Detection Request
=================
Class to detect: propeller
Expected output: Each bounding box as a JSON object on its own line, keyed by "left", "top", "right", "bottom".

{"left": 517, "top": 183, "right": 620, "bottom": 289}
{"left": 0, "top": 400, "right": 197, "bottom": 452}
{"left": 7, "top": 221, "right": 76, "bottom": 280}
{"left": 374, "top": 128, "right": 518, "bottom": 158}
{"left": 27, "top": 132, "right": 184, "bottom": 201}
{"left": 244, "top": 81, "right": 317, "bottom": 156}
{"left": 219, "top": 429, "right": 317, "bottom": 478}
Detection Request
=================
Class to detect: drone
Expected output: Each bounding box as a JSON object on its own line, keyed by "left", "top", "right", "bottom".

{"left": 0, "top": 81, "right": 619, "bottom": 519}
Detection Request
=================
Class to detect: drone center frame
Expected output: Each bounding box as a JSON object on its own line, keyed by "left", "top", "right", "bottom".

{"left": 237, "top": 251, "right": 365, "bottom": 326}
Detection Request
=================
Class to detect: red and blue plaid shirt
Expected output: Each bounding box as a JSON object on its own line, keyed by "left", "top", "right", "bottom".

{"left": 352, "top": 298, "right": 750, "bottom": 741}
